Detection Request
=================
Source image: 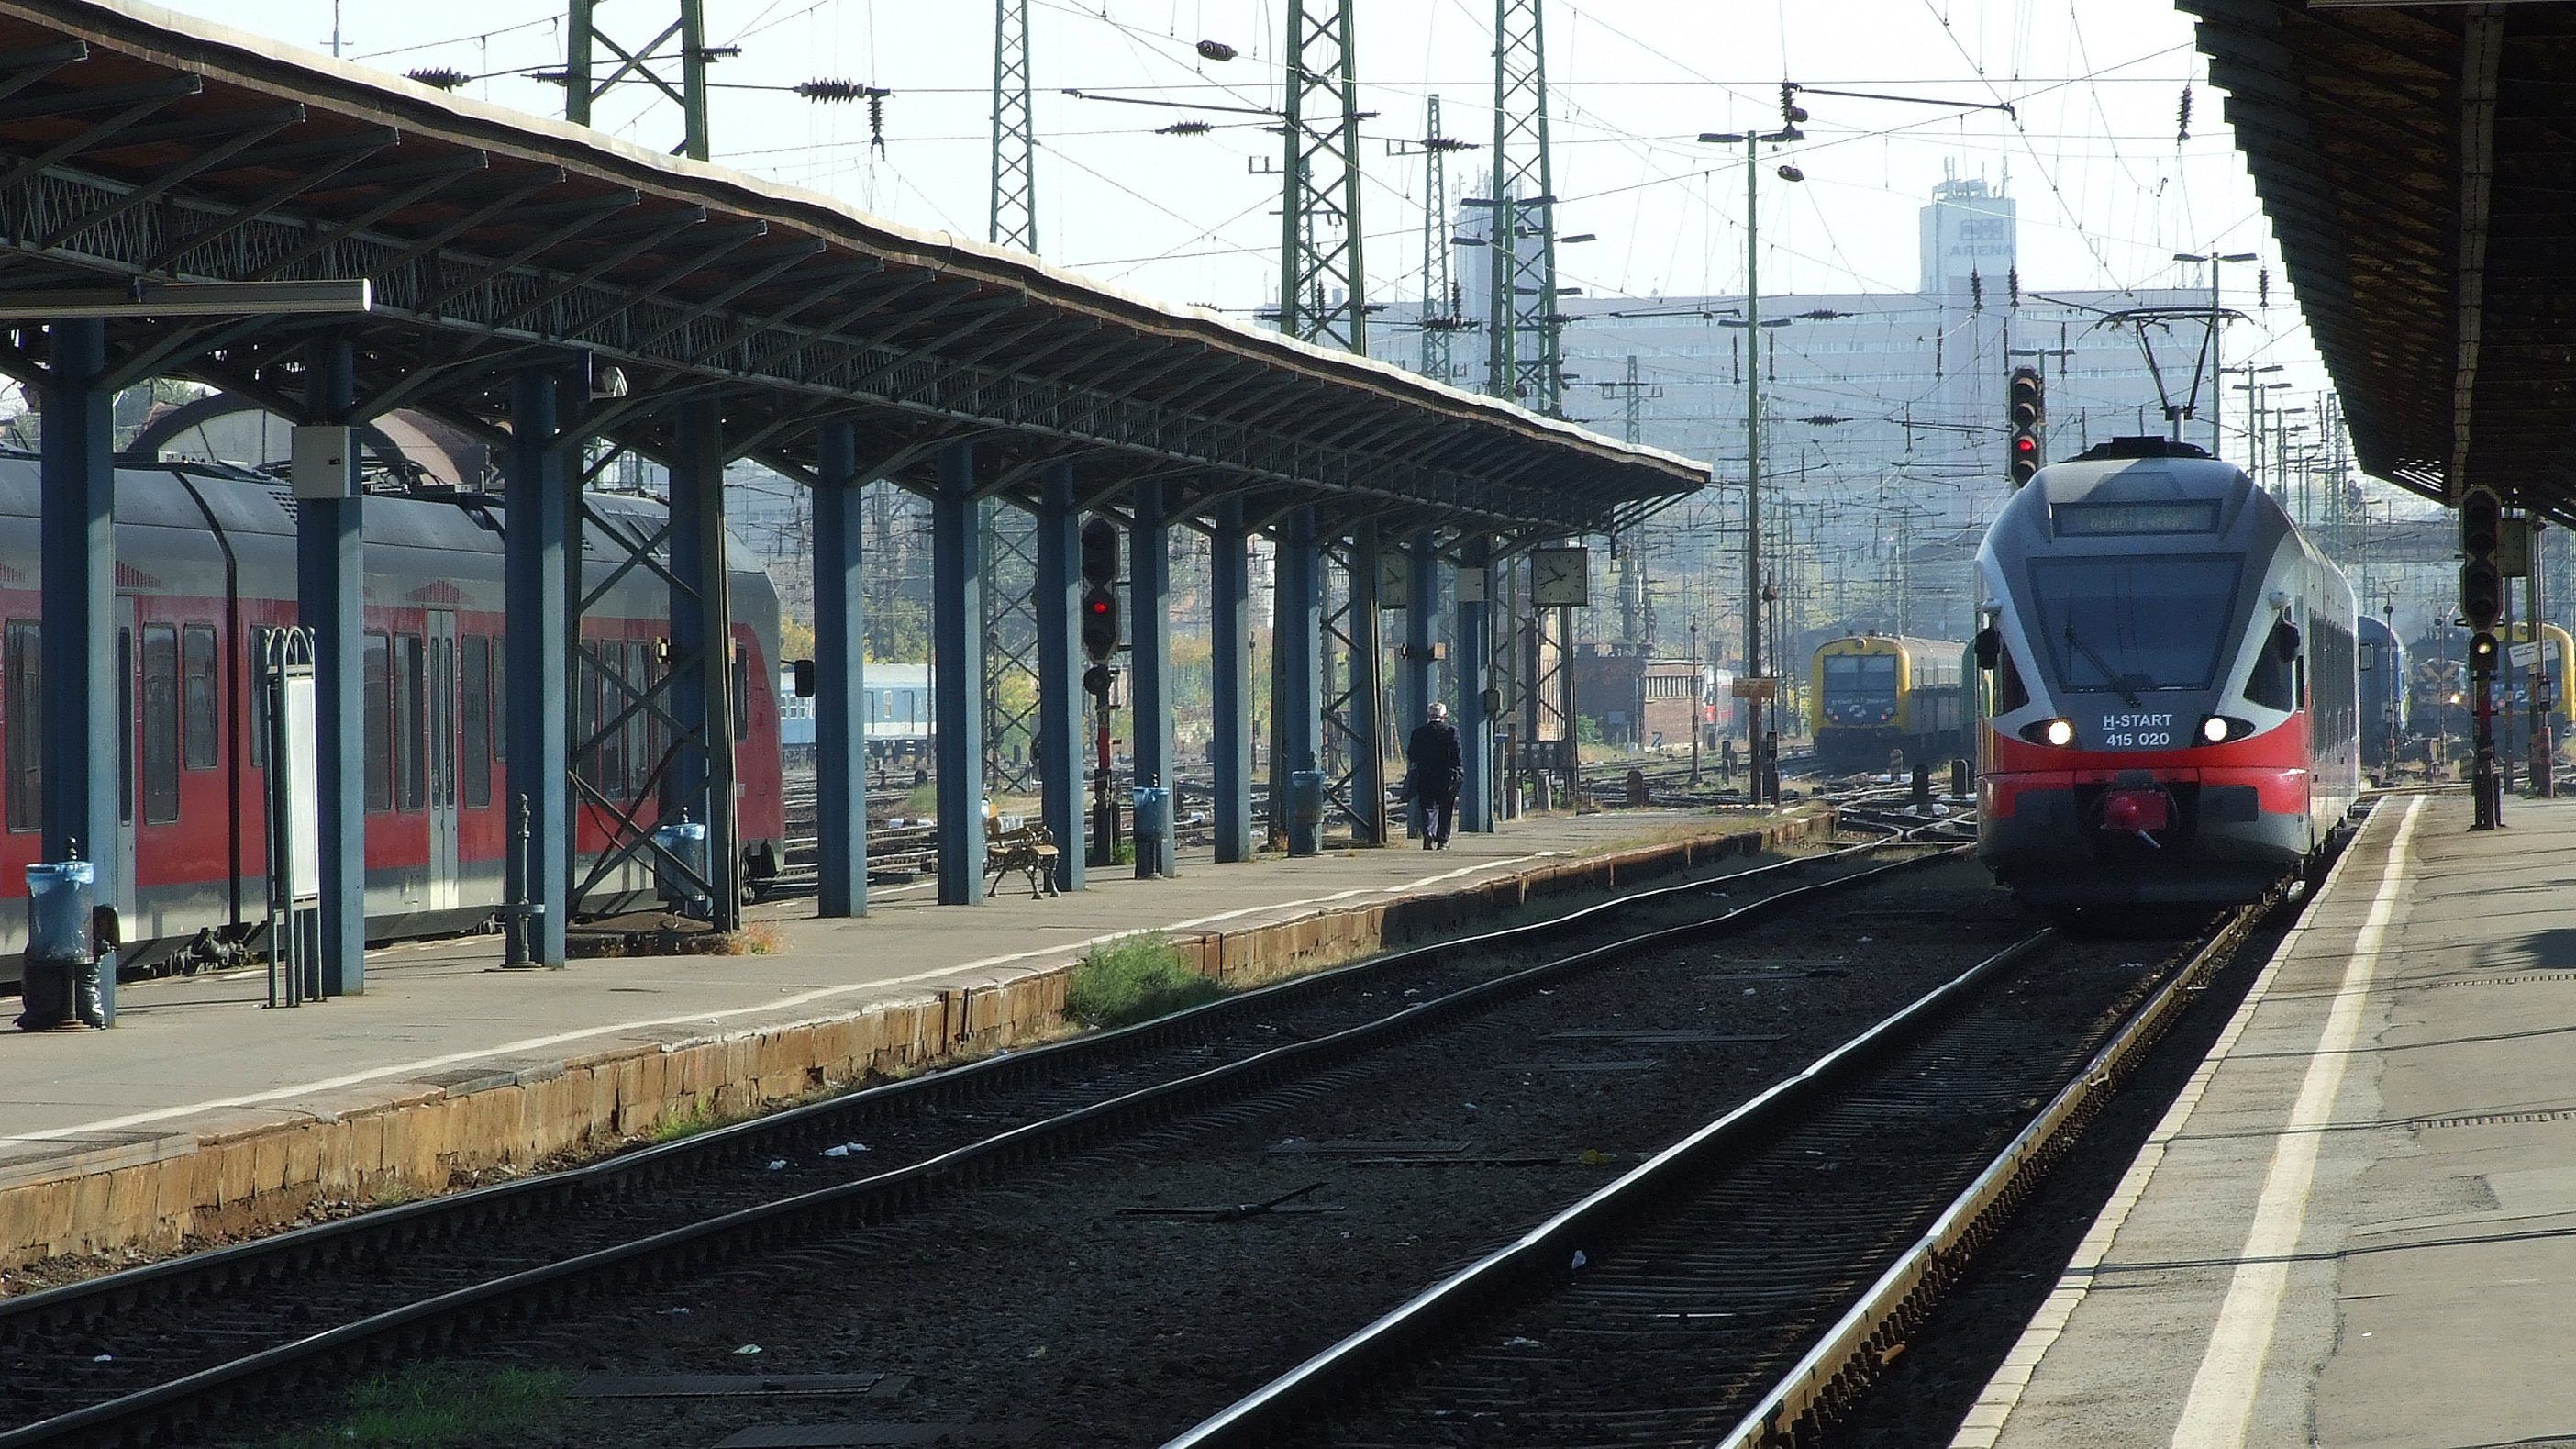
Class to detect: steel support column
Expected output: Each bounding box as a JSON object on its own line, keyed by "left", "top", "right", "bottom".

{"left": 298, "top": 338, "right": 365, "bottom": 994}
{"left": 813, "top": 421, "right": 867, "bottom": 916}
{"left": 1347, "top": 521, "right": 1387, "bottom": 845}
{"left": 1457, "top": 534, "right": 1494, "bottom": 833}
{"left": 1211, "top": 499, "right": 1253, "bottom": 864}
{"left": 932, "top": 442, "right": 987, "bottom": 904}
{"left": 1279, "top": 506, "right": 1323, "bottom": 854}
{"left": 38, "top": 318, "right": 119, "bottom": 1020}
{"left": 1128, "top": 477, "right": 1174, "bottom": 877}
{"left": 1035, "top": 462, "right": 1084, "bottom": 892}
{"left": 504, "top": 367, "right": 572, "bottom": 966}
{"left": 670, "top": 398, "right": 740, "bottom": 930}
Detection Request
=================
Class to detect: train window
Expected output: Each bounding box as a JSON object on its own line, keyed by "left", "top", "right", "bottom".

{"left": 600, "top": 641, "right": 627, "bottom": 799}
{"left": 732, "top": 641, "right": 751, "bottom": 742}
{"left": 626, "top": 641, "right": 650, "bottom": 798}
{"left": 141, "top": 624, "right": 180, "bottom": 824}
{"left": 489, "top": 639, "right": 505, "bottom": 762}
{"left": 1994, "top": 648, "right": 2030, "bottom": 715}
{"left": 2244, "top": 633, "right": 2293, "bottom": 712}
{"left": 572, "top": 643, "right": 597, "bottom": 793}
{"left": 2028, "top": 555, "right": 2242, "bottom": 692}
{"left": 183, "top": 625, "right": 218, "bottom": 771}
{"left": 461, "top": 635, "right": 491, "bottom": 808}
{"left": 364, "top": 632, "right": 392, "bottom": 812}
{"left": 5, "top": 619, "right": 37, "bottom": 832}
{"left": 395, "top": 635, "right": 426, "bottom": 812}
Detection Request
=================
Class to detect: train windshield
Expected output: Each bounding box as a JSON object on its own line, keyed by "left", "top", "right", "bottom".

{"left": 2026, "top": 554, "right": 2241, "bottom": 693}
{"left": 1821, "top": 654, "right": 1898, "bottom": 724}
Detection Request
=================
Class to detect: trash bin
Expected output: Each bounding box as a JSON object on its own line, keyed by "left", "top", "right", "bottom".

{"left": 18, "top": 859, "right": 95, "bottom": 1030}
{"left": 653, "top": 813, "right": 711, "bottom": 920}
{"left": 1288, "top": 769, "right": 1327, "bottom": 857}
{"left": 1131, "top": 786, "right": 1171, "bottom": 879}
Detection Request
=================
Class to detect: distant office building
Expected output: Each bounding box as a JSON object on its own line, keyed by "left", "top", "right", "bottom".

{"left": 1377, "top": 173, "right": 2226, "bottom": 653}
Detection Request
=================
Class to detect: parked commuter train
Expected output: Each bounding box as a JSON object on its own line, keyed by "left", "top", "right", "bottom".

{"left": 0, "top": 452, "right": 786, "bottom": 986}
{"left": 777, "top": 663, "right": 932, "bottom": 760}
{"left": 1808, "top": 634, "right": 1969, "bottom": 771}
{"left": 1972, "top": 438, "right": 2359, "bottom": 918}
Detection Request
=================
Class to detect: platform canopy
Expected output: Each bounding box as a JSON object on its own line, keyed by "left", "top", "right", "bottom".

{"left": 0, "top": 0, "right": 1704, "bottom": 540}
{"left": 2185, "top": 0, "right": 2576, "bottom": 518}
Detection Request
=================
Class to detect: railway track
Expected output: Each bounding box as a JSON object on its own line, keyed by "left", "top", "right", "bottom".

{"left": 0, "top": 816, "right": 1940, "bottom": 1448}
{"left": 1165, "top": 872, "right": 2285, "bottom": 1447}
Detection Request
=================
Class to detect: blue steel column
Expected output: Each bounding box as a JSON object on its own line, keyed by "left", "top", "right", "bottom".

{"left": 669, "top": 399, "right": 740, "bottom": 926}
{"left": 1457, "top": 533, "right": 1494, "bottom": 833}
{"left": 1210, "top": 499, "right": 1253, "bottom": 864}
{"left": 504, "top": 368, "right": 572, "bottom": 966}
{"left": 932, "top": 442, "right": 986, "bottom": 904}
{"left": 38, "top": 319, "right": 119, "bottom": 1020}
{"left": 300, "top": 340, "right": 366, "bottom": 995}
{"left": 813, "top": 422, "right": 867, "bottom": 916}
{"left": 1278, "top": 506, "right": 1323, "bottom": 855}
{"left": 1400, "top": 530, "right": 1438, "bottom": 838}
{"left": 1128, "top": 478, "right": 1174, "bottom": 877}
{"left": 1035, "top": 463, "right": 1085, "bottom": 892}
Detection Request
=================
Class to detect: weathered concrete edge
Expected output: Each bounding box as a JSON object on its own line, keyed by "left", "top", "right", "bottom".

{"left": 0, "top": 810, "right": 1832, "bottom": 1274}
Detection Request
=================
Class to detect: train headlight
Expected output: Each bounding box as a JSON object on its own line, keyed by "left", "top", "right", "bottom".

{"left": 2045, "top": 718, "right": 2074, "bottom": 747}
{"left": 2202, "top": 715, "right": 2229, "bottom": 743}
{"left": 2196, "top": 714, "right": 2251, "bottom": 744}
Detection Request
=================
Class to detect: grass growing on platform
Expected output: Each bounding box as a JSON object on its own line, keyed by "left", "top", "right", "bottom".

{"left": 1064, "top": 933, "right": 1221, "bottom": 1030}
{"left": 265, "top": 1364, "right": 571, "bottom": 1447}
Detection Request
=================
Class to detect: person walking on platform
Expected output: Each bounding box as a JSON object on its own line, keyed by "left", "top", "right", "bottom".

{"left": 1405, "top": 703, "right": 1464, "bottom": 849}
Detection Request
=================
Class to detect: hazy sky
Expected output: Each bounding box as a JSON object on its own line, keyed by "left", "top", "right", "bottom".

{"left": 153, "top": 1, "right": 2330, "bottom": 407}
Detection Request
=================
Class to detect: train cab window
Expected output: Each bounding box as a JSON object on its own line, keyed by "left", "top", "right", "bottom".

{"left": 183, "top": 625, "right": 218, "bottom": 771}
{"left": 395, "top": 634, "right": 427, "bottom": 811}
{"left": 5, "top": 619, "right": 37, "bottom": 832}
{"left": 732, "top": 641, "right": 751, "bottom": 742}
{"left": 2244, "top": 630, "right": 2294, "bottom": 712}
{"left": 141, "top": 624, "right": 181, "bottom": 824}
{"left": 461, "top": 635, "right": 492, "bottom": 808}
{"left": 364, "top": 632, "right": 392, "bottom": 812}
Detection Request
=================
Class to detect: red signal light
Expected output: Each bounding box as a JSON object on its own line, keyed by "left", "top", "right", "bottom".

{"left": 2014, "top": 437, "right": 2036, "bottom": 454}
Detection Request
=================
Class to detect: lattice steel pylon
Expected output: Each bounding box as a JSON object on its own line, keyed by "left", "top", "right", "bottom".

{"left": 1488, "top": 0, "right": 1560, "bottom": 416}
{"left": 976, "top": 0, "right": 1044, "bottom": 795}
{"left": 989, "top": 0, "right": 1037, "bottom": 254}
{"left": 1277, "top": 0, "right": 1367, "bottom": 352}
{"left": 565, "top": 0, "right": 716, "bottom": 162}
{"left": 1417, "top": 95, "right": 1471, "bottom": 387}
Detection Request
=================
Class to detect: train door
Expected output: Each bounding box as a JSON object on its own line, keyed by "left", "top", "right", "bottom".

{"left": 116, "top": 599, "right": 137, "bottom": 919}
{"left": 425, "top": 611, "right": 460, "bottom": 912}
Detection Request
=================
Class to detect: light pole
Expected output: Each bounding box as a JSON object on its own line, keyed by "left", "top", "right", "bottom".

{"left": 1688, "top": 620, "right": 1703, "bottom": 786}
{"left": 2174, "top": 251, "right": 2258, "bottom": 458}
{"left": 2225, "top": 365, "right": 2286, "bottom": 484}
{"left": 1699, "top": 125, "right": 1801, "bottom": 779}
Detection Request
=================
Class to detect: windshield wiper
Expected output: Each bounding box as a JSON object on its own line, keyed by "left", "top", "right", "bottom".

{"left": 2061, "top": 620, "right": 2144, "bottom": 708}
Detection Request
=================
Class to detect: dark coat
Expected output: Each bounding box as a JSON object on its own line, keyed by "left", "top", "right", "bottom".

{"left": 1405, "top": 719, "right": 1464, "bottom": 799}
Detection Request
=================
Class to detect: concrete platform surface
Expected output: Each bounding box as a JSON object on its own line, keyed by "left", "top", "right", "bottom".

{"left": 1958, "top": 790, "right": 2576, "bottom": 1449}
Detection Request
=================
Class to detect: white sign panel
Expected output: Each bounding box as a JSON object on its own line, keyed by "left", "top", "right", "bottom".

{"left": 280, "top": 664, "right": 322, "bottom": 904}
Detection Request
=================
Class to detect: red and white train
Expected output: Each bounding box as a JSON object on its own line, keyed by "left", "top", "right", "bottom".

{"left": 0, "top": 452, "right": 786, "bottom": 984}
{"left": 1972, "top": 437, "right": 2359, "bottom": 920}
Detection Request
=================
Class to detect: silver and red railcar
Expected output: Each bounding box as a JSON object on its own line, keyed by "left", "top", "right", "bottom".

{"left": 0, "top": 452, "right": 785, "bottom": 984}
{"left": 1971, "top": 438, "right": 2359, "bottom": 916}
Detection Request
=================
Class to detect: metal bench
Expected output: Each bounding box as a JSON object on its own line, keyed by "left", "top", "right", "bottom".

{"left": 984, "top": 824, "right": 1062, "bottom": 899}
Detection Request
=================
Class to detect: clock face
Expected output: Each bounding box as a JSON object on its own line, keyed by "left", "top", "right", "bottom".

{"left": 1531, "top": 547, "right": 1589, "bottom": 607}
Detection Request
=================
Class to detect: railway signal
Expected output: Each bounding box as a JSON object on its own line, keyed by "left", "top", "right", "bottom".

{"left": 2459, "top": 485, "right": 2504, "bottom": 630}
{"left": 1080, "top": 517, "right": 1120, "bottom": 670}
{"left": 2459, "top": 485, "right": 2505, "bottom": 829}
{"left": 2007, "top": 366, "right": 2044, "bottom": 486}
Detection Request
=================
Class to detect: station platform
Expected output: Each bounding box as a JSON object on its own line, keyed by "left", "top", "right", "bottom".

{"left": 1957, "top": 789, "right": 2576, "bottom": 1449}
{"left": 0, "top": 804, "right": 1832, "bottom": 1278}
